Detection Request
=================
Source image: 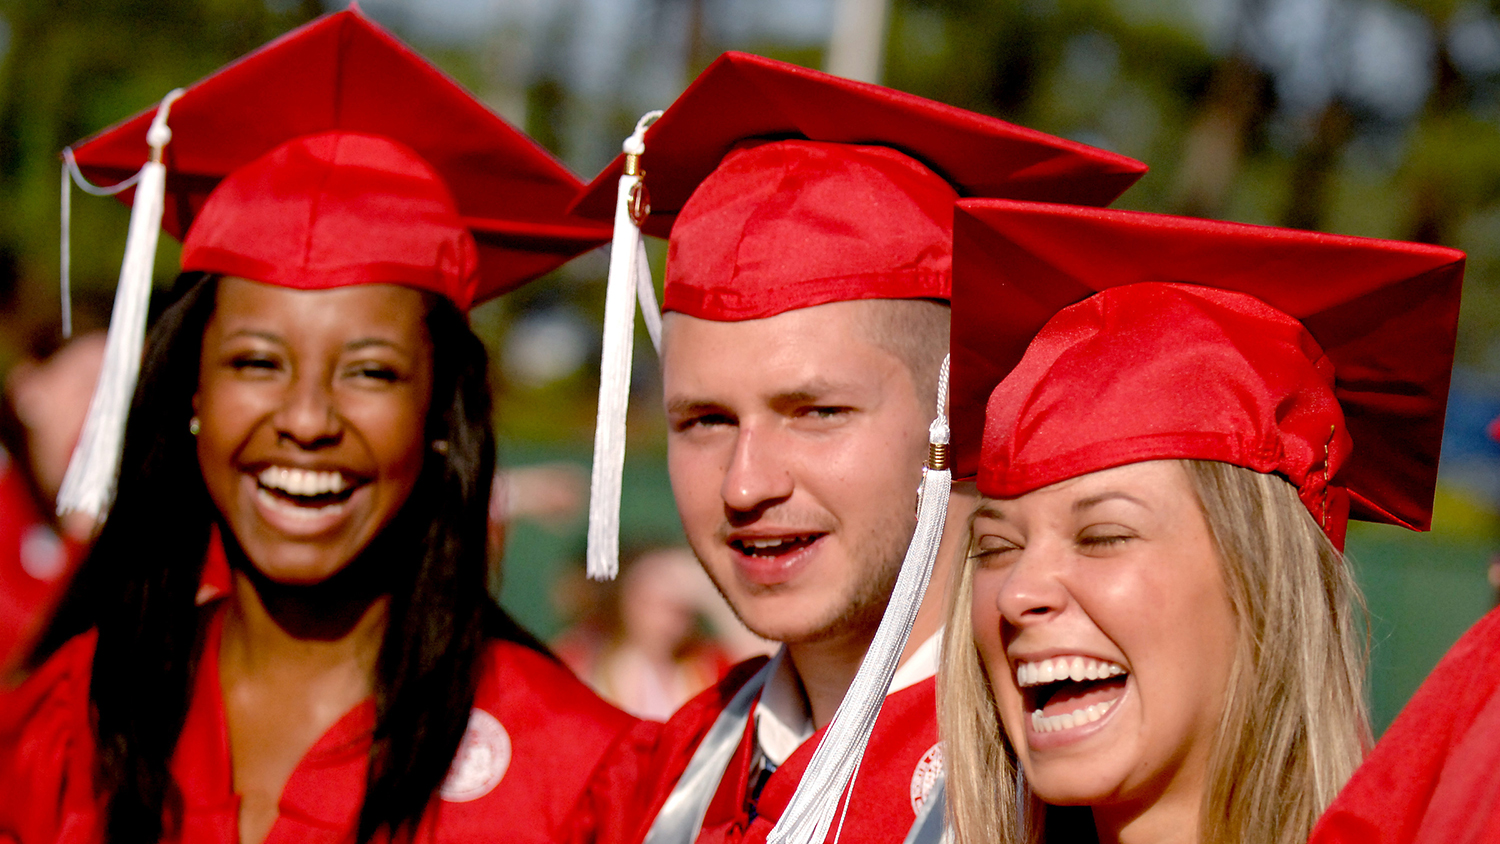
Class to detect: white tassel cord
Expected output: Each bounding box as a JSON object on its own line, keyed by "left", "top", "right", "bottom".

{"left": 636, "top": 239, "right": 662, "bottom": 353}
{"left": 56, "top": 89, "right": 185, "bottom": 519}
{"left": 60, "top": 148, "right": 146, "bottom": 339}
{"left": 768, "top": 356, "right": 952, "bottom": 844}
{"left": 586, "top": 110, "right": 663, "bottom": 581}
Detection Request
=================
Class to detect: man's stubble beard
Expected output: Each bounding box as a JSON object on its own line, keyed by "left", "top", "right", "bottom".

{"left": 686, "top": 509, "right": 915, "bottom": 647}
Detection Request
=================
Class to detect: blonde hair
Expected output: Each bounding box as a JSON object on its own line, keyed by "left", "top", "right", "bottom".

{"left": 939, "top": 460, "right": 1369, "bottom": 844}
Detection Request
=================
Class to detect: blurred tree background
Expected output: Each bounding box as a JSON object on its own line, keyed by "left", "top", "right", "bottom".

{"left": 2, "top": 0, "right": 1497, "bottom": 731}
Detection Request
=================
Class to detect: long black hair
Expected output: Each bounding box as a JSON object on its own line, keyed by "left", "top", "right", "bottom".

{"left": 37, "top": 272, "right": 542, "bottom": 842}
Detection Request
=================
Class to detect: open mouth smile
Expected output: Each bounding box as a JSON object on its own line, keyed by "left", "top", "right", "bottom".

{"left": 1017, "top": 655, "right": 1129, "bottom": 734}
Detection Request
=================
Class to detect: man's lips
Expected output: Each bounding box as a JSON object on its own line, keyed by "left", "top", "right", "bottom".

{"left": 724, "top": 532, "right": 829, "bottom": 586}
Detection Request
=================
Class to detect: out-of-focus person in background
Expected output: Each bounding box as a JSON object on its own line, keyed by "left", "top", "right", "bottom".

{"left": 0, "top": 10, "right": 646, "bottom": 844}
{"left": 939, "top": 200, "right": 1463, "bottom": 844}
{"left": 0, "top": 323, "right": 106, "bottom": 679}
{"left": 554, "top": 546, "right": 768, "bottom": 721}
{"left": 487, "top": 461, "right": 591, "bottom": 574}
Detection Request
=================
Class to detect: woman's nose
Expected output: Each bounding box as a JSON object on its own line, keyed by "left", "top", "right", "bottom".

{"left": 274, "top": 376, "right": 342, "bottom": 448}
{"left": 993, "top": 542, "right": 1070, "bottom": 626}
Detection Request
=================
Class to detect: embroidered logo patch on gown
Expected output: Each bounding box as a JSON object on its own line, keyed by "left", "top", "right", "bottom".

{"left": 909, "top": 742, "right": 943, "bottom": 815}
{"left": 440, "top": 708, "right": 512, "bottom": 802}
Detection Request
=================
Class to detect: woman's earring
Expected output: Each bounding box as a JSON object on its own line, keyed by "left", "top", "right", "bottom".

{"left": 189, "top": 416, "right": 201, "bottom": 436}
{"left": 431, "top": 439, "right": 449, "bottom": 455}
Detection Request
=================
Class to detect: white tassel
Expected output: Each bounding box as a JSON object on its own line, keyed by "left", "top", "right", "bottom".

{"left": 768, "top": 356, "right": 952, "bottom": 844}
{"left": 586, "top": 110, "right": 663, "bottom": 581}
{"left": 56, "top": 89, "right": 185, "bottom": 519}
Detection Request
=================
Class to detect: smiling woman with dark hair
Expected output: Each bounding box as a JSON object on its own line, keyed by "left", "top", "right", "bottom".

{"left": 0, "top": 11, "right": 643, "bottom": 844}
{"left": 939, "top": 200, "right": 1464, "bottom": 844}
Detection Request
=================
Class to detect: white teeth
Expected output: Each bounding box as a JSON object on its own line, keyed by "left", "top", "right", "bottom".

{"left": 1028, "top": 699, "right": 1116, "bottom": 733}
{"left": 257, "top": 467, "right": 349, "bottom": 498}
{"left": 742, "top": 535, "right": 812, "bottom": 551}
{"left": 256, "top": 488, "right": 347, "bottom": 518}
{"left": 1015, "top": 655, "right": 1126, "bottom": 688}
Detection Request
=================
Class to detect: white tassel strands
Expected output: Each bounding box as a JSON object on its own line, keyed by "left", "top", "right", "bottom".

{"left": 586, "top": 110, "right": 663, "bottom": 581}
{"left": 56, "top": 89, "right": 184, "bottom": 520}
{"left": 768, "top": 356, "right": 952, "bottom": 844}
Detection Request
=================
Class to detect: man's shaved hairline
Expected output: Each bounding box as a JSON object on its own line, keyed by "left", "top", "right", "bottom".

{"left": 855, "top": 298, "right": 951, "bottom": 411}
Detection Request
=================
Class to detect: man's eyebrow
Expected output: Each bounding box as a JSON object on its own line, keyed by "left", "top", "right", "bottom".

{"left": 767, "top": 378, "right": 857, "bottom": 406}
{"left": 1073, "top": 491, "right": 1149, "bottom": 512}
{"left": 665, "top": 398, "right": 728, "bottom": 416}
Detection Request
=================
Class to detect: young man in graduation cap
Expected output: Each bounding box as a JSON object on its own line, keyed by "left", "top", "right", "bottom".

{"left": 567, "top": 54, "right": 1146, "bottom": 844}
{"left": 0, "top": 10, "right": 647, "bottom": 844}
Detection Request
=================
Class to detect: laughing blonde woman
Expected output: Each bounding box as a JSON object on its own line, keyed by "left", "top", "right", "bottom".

{"left": 938, "top": 199, "right": 1464, "bottom": 844}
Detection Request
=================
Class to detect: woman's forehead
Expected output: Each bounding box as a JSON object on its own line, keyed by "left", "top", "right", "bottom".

{"left": 975, "top": 461, "right": 1191, "bottom": 521}
{"left": 207, "top": 278, "right": 431, "bottom": 344}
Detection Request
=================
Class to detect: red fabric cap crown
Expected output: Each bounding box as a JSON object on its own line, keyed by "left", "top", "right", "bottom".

{"left": 664, "top": 140, "right": 954, "bottom": 319}
{"left": 571, "top": 51, "right": 1146, "bottom": 320}
{"left": 951, "top": 199, "right": 1465, "bottom": 538}
{"left": 67, "top": 9, "right": 608, "bottom": 305}
{"left": 182, "top": 132, "right": 481, "bottom": 306}
{"left": 980, "top": 283, "right": 1354, "bottom": 541}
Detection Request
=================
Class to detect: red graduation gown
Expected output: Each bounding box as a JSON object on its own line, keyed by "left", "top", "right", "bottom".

{"left": 0, "top": 448, "right": 84, "bottom": 676}
{"left": 1310, "top": 605, "right": 1500, "bottom": 844}
{"left": 581, "top": 657, "right": 942, "bottom": 844}
{"left": 0, "top": 606, "right": 642, "bottom": 844}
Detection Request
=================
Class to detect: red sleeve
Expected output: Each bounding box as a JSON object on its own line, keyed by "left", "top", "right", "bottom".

{"left": 1311, "top": 605, "right": 1500, "bottom": 844}
{"left": 562, "top": 717, "right": 664, "bottom": 844}
{"left": 0, "top": 632, "right": 103, "bottom": 844}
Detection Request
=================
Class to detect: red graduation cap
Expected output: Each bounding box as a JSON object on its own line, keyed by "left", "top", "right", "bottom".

{"left": 570, "top": 51, "right": 1147, "bottom": 320}
{"left": 68, "top": 7, "right": 608, "bottom": 307}
{"left": 57, "top": 8, "right": 607, "bottom": 521}
{"left": 950, "top": 200, "right": 1465, "bottom": 543}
